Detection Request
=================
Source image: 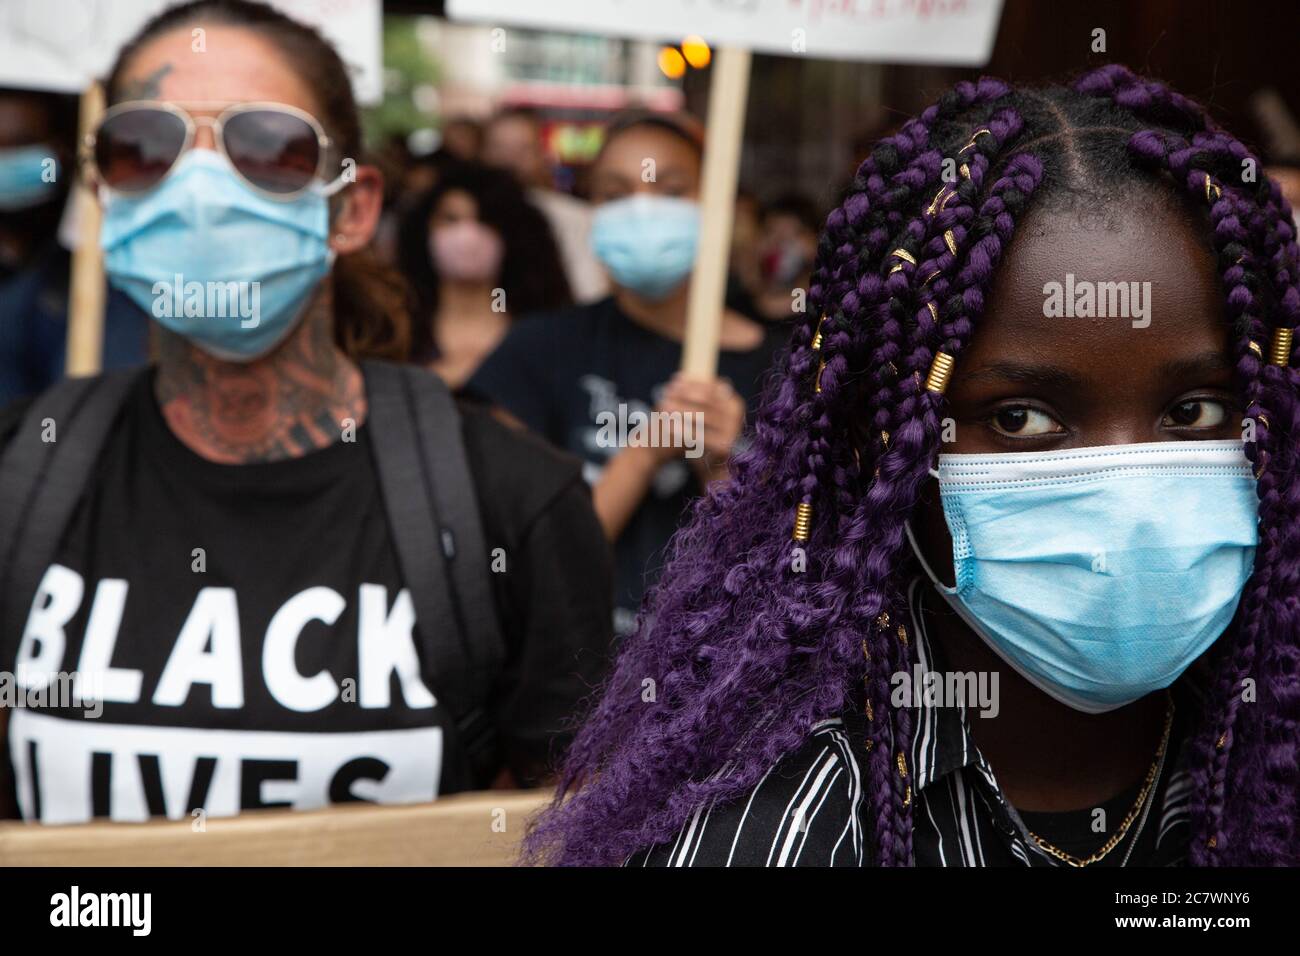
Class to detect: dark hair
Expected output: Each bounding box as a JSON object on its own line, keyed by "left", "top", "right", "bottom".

{"left": 103, "top": 0, "right": 410, "bottom": 360}
{"left": 397, "top": 161, "right": 572, "bottom": 360}
{"left": 762, "top": 192, "right": 823, "bottom": 233}
{"left": 596, "top": 109, "right": 705, "bottom": 164}
{"left": 526, "top": 66, "right": 1300, "bottom": 866}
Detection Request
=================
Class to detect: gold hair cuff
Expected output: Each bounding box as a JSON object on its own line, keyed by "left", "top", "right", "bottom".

{"left": 888, "top": 247, "right": 917, "bottom": 274}
{"left": 925, "top": 351, "right": 956, "bottom": 393}
{"left": 811, "top": 315, "right": 825, "bottom": 351}
{"left": 814, "top": 358, "right": 827, "bottom": 393}
{"left": 944, "top": 229, "right": 958, "bottom": 256}
{"left": 925, "top": 301, "right": 939, "bottom": 324}
{"left": 957, "top": 128, "right": 992, "bottom": 155}
{"left": 1248, "top": 340, "right": 1263, "bottom": 359}
{"left": 926, "top": 186, "right": 954, "bottom": 217}
{"left": 792, "top": 502, "right": 813, "bottom": 542}
{"left": 1205, "top": 174, "right": 1222, "bottom": 203}
{"left": 1269, "top": 326, "right": 1293, "bottom": 366}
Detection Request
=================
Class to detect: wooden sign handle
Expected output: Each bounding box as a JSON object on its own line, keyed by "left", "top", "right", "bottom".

{"left": 65, "top": 82, "right": 106, "bottom": 378}
{"left": 680, "top": 46, "right": 751, "bottom": 380}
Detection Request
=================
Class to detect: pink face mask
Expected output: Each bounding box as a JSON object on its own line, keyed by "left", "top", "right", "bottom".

{"left": 429, "top": 220, "right": 504, "bottom": 283}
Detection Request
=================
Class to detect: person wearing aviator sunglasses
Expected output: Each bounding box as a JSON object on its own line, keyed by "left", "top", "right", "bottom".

{"left": 0, "top": 0, "right": 613, "bottom": 826}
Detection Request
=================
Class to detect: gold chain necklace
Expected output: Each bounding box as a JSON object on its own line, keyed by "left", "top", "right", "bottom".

{"left": 1023, "top": 695, "right": 1174, "bottom": 868}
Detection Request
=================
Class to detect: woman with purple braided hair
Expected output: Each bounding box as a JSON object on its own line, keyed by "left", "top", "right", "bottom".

{"left": 525, "top": 65, "right": 1300, "bottom": 867}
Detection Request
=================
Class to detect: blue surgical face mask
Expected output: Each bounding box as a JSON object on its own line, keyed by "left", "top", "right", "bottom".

{"left": 101, "top": 149, "right": 337, "bottom": 361}
{"left": 0, "top": 145, "right": 59, "bottom": 211}
{"left": 906, "top": 439, "right": 1258, "bottom": 714}
{"left": 590, "top": 194, "right": 699, "bottom": 300}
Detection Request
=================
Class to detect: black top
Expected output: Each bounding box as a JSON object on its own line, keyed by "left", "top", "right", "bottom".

{"left": 1, "top": 370, "right": 613, "bottom": 823}
{"left": 629, "top": 577, "right": 1194, "bottom": 867}
{"left": 468, "top": 297, "right": 786, "bottom": 636}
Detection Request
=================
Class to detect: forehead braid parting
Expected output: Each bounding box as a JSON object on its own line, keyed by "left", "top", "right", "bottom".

{"left": 526, "top": 65, "right": 1299, "bottom": 868}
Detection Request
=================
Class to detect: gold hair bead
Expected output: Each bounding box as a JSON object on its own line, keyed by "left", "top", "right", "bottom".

{"left": 1207, "top": 836, "right": 1217, "bottom": 849}
{"left": 876, "top": 611, "right": 890, "bottom": 629}
{"left": 944, "top": 229, "right": 958, "bottom": 256}
{"left": 1205, "top": 174, "right": 1222, "bottom": 203}
{"left": 814, "top": 358, "right": 827, "bottom": 393}
{"left": 1216, "top": 732, "right": 1227, "bottom": 750}
{"left": 898, "top": 624, "right": 908, "bottom": 646}
{"left": 896, "top": 751, "right": 909, "bottom": 778}
{"left": 925, "top": 351, "right": 956, "bottom": 393}
{"left": 903, "top": 784, "right": 912, "bottom": 807}
{"left": 958, "top": 163, "right": 971, "bottom": 180}
{"left": 811, "top": 315, "right": 825, "bottom": 351}
{"left": 880, "top": 430, "right": 890, "bottom": 448}
{"left": 792, "top": 502, "right": 813, "bottom": 542}
{"left": 865, "top": 698, "right": 874, "bottom": 721}
{"left": 1248, "top": 340, "right": 1263, "bottom": 359}
{"left": 1269, "top": 326, "right": 1294, "bottom": 366}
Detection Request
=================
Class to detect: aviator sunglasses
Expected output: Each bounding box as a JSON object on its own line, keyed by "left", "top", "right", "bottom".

{"left": 86, "top": 101, "right": 348, "bottom": 200}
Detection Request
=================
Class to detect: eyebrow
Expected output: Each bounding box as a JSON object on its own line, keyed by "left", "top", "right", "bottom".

{"left": 958, "top": 362, "right": 1086, "bottom": 390}
{"left": 959, "top": 350, "right": 1234, "bottom": 392}
{"left": 1157, "top": 350, "right": 1235, "bottom": 381}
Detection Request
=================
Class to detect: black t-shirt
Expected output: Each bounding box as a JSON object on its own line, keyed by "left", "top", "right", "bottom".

{"left": 468, "top": 297, "right": 786, "bottom": 636}
{"left": 2, "top": 370, "right": 613, "bottom": 824}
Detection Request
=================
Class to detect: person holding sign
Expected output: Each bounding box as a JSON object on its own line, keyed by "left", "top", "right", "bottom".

{"left": 524, "top": 68, "right": 1299, "bottom": 867}
{"left": 0, "top": 0, "right": 612, "bottom": 824}
{"left": 469, "top": 112, "right": 785, "bottom": 637}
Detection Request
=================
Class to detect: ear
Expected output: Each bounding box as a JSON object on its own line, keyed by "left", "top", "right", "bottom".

{"left": 328, "top": 163, "right": 383, "bottom": 254}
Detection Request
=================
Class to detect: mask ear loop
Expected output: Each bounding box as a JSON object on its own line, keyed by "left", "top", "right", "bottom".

{"left": 905, "top": 454, "right": 955, "bottom": 595}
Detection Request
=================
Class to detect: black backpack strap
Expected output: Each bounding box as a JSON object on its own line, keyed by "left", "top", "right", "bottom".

{"left": 0, "top": 369, "right": 143, "bottom": 666}
{"left": 360, "top": 360, "right": 506, "bottom": 781}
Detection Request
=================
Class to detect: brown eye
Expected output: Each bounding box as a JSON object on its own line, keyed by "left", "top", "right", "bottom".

{"left": 991, "top": 406, "right": 1063, "bottom": 437}
{"left": 1164, "top": 399, "right": 1227, "bottom": 428}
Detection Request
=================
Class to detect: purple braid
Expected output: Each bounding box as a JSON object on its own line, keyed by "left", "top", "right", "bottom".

{"left": 526, "top": 66, "right": 1300, "bottom": 867}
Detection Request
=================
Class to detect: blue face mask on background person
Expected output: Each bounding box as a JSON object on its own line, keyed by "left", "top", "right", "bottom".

{"left": 590, "top": 193, "right": 700, "bottom": 300}
{"left": 905, "top": 439, "right": 1259, "bottom": 714}
{"left": 0, "top": 145, "right": 59, "bottom": 211}
{"left": 101, "top": 149, "right": 336, "bottom": 361}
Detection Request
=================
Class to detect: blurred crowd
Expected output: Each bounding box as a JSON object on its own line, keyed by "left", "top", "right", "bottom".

{"left": 0, "top": 82, "right": 825, "bottom": 635}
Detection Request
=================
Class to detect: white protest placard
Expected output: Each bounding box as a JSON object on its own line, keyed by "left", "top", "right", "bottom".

{"left": 0, "top": 0, "right": 383, "bottom": 103}
{"left": 447, "top": 0, "right": 1004, "bottom": 67}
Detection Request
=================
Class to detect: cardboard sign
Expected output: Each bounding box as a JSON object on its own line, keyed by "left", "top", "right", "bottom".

{"left": 0, "top": 0, "right": 383, "bottom": 103}
{"left": 448, "top": 0, "right": 1004, "bottom": 66}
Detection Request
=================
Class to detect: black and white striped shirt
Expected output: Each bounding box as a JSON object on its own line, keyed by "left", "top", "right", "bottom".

{"left": 629, "top": 577, "right": 1193, "bottom": 867}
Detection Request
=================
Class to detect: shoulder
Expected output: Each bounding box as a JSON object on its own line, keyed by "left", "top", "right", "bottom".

{"left": 455, "top": 395, "right": 588, "bottom": 537}
{"left": 628, "top": 719, "right": 868, "bottom": 867}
